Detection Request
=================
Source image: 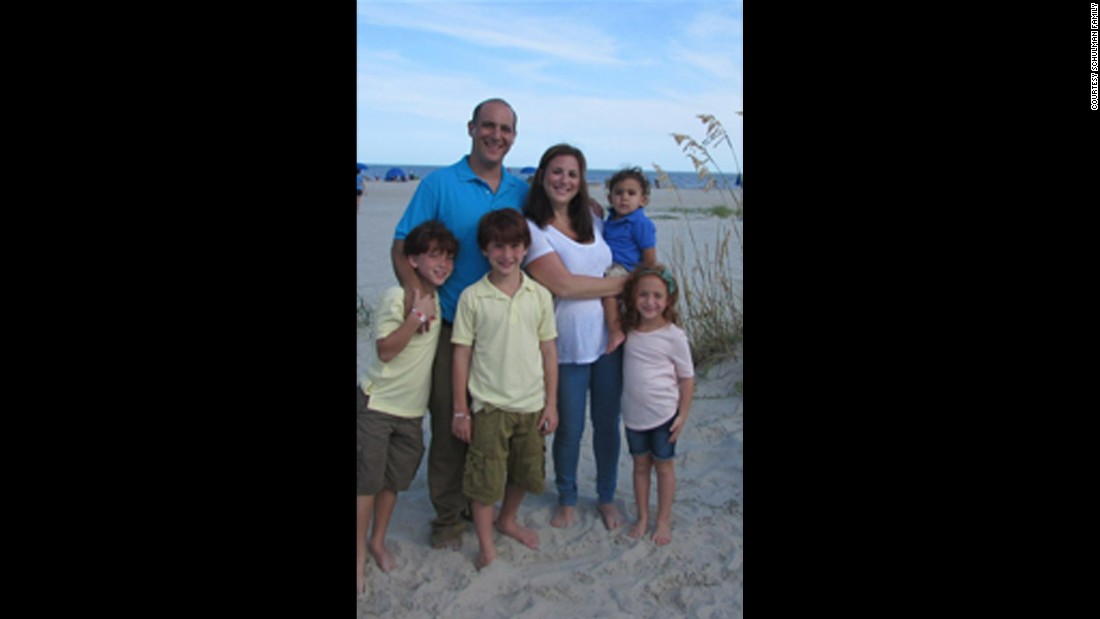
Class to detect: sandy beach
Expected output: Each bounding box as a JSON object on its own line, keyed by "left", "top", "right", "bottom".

{"left": 357, "top": 179, "right": 743, "bottom": 619}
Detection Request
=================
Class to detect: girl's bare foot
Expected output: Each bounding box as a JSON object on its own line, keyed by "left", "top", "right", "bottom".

{"left": 551, "top": 505, "right": 576, "bottom": 528}
{"left": 597, "top": 502, "right": 624, "bottom": 530}
{"left": 653, "top": 522, "right": 672, "bottom": 546}
{"left": 496, "top": 520, "right": 539, "bottom": 549}
{"left": 368, "top": 541, "right": 397, "bottom": 572}
{"left": 627, "top": 518, "right": 648, "bottom": 539}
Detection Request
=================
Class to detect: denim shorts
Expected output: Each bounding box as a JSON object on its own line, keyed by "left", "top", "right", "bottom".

{"left": 625, "top": 414, "right": 677, "bottom": 461}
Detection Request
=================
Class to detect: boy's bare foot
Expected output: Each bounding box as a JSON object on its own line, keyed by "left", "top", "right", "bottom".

{"left": 475, "top": 546, "right": 497, "bottom": 570}
{"left": 653, "top": 522, "right": 672, "bottom": 546}
{"left": 551, "top": 505, "right": 576, "bottom": 528}
{"left": 368, "top": 541, "right": 397, "bottom": 572}
{"left": 627, "top": 519, "right": 648, "bottom": 539}
{"left": 357, "top": 563, "right": 365, "bottom": 596}
{"left": 597, "top": 502, "right": 624, "bottom": 530}
{"left": 496, "top": 520, "right": 539, "bottom": 549}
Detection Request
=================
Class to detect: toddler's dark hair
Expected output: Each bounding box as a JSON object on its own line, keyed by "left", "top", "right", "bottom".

{"left": 477, "top": 208, "right": 531, "bottom": 251}
{"left": 605, "top": 166, "right": 651, "bottom": 196}
{"left": 404, "top": 220, "right": 459, "bottom": 257}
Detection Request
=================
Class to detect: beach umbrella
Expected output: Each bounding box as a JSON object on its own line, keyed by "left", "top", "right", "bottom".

{"left": 519, "top": 166, "right": 536, "bottom": 176}
{"left": 356, "top": 163, "right": 369, "bottom": 172}
{"left": 385, "top": 167, "right": 407, "bottom": 181}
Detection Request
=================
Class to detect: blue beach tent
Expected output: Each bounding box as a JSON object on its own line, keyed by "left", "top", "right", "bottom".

{"left": 385, "top": 167, "right": 408, "bottom": 181}
{"left": 356, "top": 163, "right": 369, "bottom": 172}
{"left": 519, "top": 166, "right": 537, "bottom": 176}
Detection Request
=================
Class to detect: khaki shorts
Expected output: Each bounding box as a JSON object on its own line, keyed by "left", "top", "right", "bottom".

{"left": 463, "top": 405, "right": 546, "bottom": 505}
{"left": 357, "top": 386, "right": 425, "bottom": 496}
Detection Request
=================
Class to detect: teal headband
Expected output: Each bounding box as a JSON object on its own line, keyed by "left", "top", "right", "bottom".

{"left": 637, "top": 267, "right": 676, "bottom": 295}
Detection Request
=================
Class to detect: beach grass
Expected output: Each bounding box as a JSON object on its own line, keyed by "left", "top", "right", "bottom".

{"left": 663, "top": 205, "right": 737, "bottom": 219}
{"left": 669, "top": 221, "right": 743, "bottom": 369}
{"left": 657, "top": 113, "right": 743, "bottom": 370}
{"left": 357, "top": 293, "right": 371, "bottom": 328}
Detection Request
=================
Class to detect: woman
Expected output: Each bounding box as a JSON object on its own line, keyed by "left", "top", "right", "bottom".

{"left": 523, "top": 144, "right": 626, "bottom": 529}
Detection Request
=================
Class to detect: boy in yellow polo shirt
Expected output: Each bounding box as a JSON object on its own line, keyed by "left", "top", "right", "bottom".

{"left": 358, "top": 220, "right": 458, "bottom": 594}
{"left": 451, "top": 208, "right": 558, "bottom": 569}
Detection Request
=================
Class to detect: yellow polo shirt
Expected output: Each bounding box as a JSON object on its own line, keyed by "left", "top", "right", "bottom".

{"left": 452, "top": 272, "right": 557, "bottom": 414}
{"left": 359, "top": 286, "right": 441, "bottom": 418}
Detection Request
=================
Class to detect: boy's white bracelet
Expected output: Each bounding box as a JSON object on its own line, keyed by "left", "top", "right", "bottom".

{"left": 452, "top": 412, "right": 470, "bottom": 420}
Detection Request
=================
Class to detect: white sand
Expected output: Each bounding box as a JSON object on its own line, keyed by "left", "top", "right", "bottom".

{"left": 357, "top": 179, "right": 743, "bottom": 619}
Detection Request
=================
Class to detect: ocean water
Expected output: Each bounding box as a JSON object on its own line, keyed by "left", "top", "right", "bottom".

{"left": 361, "top": 163, "right": 741, "bottom": 191}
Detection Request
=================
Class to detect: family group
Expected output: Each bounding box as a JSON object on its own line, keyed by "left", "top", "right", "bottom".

{"left": 357, "top": 98, "right": 695, "bottom": 594}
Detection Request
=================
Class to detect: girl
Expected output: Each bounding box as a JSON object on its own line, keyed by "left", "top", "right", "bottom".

{"left": 620, "top": 265, "right": 694, "bottom": 545}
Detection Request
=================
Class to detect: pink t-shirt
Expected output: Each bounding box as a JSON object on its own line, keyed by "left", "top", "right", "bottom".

{"left": 621, "top": 323, "right": 694, "bottom": 431}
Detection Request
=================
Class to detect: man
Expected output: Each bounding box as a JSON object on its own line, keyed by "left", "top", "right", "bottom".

{"left": 390, "top": 98, "right": 529, "bottom": 549}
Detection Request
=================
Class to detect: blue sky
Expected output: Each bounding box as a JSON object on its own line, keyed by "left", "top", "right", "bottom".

{"left": 356, "top": 0, "right": 743, "bottom": 173}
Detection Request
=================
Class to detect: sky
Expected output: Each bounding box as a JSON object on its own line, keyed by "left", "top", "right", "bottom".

{"left": 356, "top": 0, "right": 743, "bottom": 173}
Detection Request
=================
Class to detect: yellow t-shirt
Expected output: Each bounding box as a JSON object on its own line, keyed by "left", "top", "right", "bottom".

{"left": 452, "top": 273, "right": 557, "bottom": 414}
{"left": 359, "top": 286, "right": 440, "bottom": 418}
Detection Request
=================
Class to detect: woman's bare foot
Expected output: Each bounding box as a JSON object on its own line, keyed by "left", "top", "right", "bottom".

{"left": 551, "top": 505, "right": 576, "bottom": 528}
{"left": 627, "top": 518, "right": 648, "bottom": 539}
{"left": 368, "top": 541, "right": 397, "bottom": 572}
{"left": 496, "top": 520, "right": 539, "bottom": 549}
{"left": 653, "top": 522, "right": 672, "bottom": 546}
{"left": 597, "top": 502, "right": 624, "bottom": 530}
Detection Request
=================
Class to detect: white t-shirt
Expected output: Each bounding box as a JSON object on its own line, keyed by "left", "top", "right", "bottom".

{"left": 622, "top": 323, "right": 694, "bottom": 430}
{"left": 524, "top": 216, "right": 613, "bottom": 365}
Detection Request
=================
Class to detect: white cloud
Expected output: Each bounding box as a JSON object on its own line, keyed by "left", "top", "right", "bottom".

{"left": 357, "top": 1, "right": 744, "bottom": 171}
{"left": 359, "top": 2, "right": 623, "bottom": 65}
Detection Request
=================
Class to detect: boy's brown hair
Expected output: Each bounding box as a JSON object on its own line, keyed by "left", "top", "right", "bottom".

{"left": 404, "top": 220, "right": 459, "bottom": 257}
{"left": 477, "top": 208, "right": 531, "bottom": 251}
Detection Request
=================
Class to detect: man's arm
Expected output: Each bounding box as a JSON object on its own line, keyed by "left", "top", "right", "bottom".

{"left": 391, "top": 240, "right": 423, "bottom": 311}
{"left": 392, "top": 239, "right": 432, "bottom": 333}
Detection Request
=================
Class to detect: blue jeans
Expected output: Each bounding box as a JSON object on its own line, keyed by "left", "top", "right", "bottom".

{"left": 553, "top": 347, "right": 623, "bottom": 506}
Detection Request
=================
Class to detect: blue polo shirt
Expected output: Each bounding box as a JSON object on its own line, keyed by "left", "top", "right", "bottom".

{"left": 394, "top": 156, "right": 529, "bottom": 322}
{"left": 603, "top": 208, "right": 657, "bottom": 272}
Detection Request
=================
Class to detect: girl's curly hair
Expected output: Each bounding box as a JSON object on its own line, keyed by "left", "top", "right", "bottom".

{"left": 621, "top": 263, "right": 681, "bottom": 333}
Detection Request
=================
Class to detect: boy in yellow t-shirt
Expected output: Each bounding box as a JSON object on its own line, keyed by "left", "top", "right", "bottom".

{"left": 357, "top": 220, "right": 457, "bottom": 594}
{"left": 451, "top": 208, "right": 558, "bottom": 569}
